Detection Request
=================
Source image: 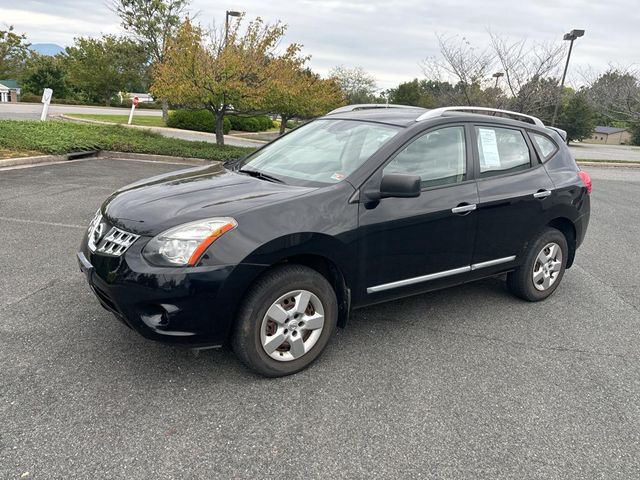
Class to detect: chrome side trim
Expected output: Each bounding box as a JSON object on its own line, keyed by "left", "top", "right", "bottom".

{"left": 366, "top": 255, "right": 517, "bottom": 294}
{"left": 470, "top": 255, "right": 516, "bottom": 270}
{"left": 366, "top": 266, "right": 471, "bottom": 294}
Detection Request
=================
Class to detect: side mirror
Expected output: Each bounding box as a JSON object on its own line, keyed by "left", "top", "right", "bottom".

{"left": 379, "top": 173, "right": 421, "bottom": 199}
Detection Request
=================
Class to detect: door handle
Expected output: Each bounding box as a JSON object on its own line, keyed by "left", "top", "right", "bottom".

{"left": 533, "top": 189, "right": 552, "bottom": 199}
{"left": 451, "top": 203, "right": 477, "bottom": 214}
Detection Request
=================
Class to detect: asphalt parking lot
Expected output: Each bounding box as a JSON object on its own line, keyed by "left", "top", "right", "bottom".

{"left": 1, "top": 158, "right": 639, "bottom": 479}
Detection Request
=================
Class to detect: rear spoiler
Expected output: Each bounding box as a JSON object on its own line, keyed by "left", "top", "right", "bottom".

{"left": 546, "top": 126, "right": 567, "bottom": 142}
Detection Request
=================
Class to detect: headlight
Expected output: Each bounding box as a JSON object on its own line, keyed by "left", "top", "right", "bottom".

{"left": 143, "top": 217, "right": 237, "bottom": 267}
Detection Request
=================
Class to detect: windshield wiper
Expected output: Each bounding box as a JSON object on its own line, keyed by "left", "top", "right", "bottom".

{"left": 238, "top": 168, "right": 285, "bottom": 184}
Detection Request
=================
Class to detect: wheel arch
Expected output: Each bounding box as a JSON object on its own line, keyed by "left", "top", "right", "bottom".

{"left": 547, "top": 217, "right": 577, "bottom": 268}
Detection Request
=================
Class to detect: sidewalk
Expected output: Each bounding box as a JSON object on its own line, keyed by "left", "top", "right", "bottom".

{"left": 59, "top": 114, "right": 266, "bottom": 148}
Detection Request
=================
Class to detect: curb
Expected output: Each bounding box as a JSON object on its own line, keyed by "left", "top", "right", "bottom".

{"left": 97, "top": 151, "right": 211, "bottom": 166}
{"left": 0, "top": 154, "right": 67, "bottom": 168}
{"left": 576, "top": 161, "right": 640, "bottom": 169}
{"left": 0, "top": 151, "right": 215, "bottom": 170}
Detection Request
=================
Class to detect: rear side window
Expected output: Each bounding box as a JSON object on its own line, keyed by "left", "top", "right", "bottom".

{"left": 531, "top": 133, "right": 558, "bottom": 160}
{"left": 383, "top": 126, "right": 466, "bottom": 188}
{"left": 475, "top": 126, "right": 531, "bottom": 176}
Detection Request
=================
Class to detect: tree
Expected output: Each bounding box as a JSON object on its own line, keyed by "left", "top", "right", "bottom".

{"left": 265, "top": 62, "right": 344, "bottom": 134}
{"left": 152, "top": 18, "right": 300, "bottom": 145}
{"left": 489, "top": 33, "right": 565, "bottom": 106}
{"left": 329, "top": 66, "right": 378, "bottom": 104}
{"left": 20, "top": 53, "right": 69, "bottom": 98}
{"left": 112, "top": 0, "right": 190, "bottom": 121}
{"left": 387, "top": 78, "right": 457, "bottom": 108}
{"left": 586, "top": 68, "right": 640, "bottom": 123}
{"left": 509, "top": 75, "right": 561, "bottom": 123}
{"left": 0, "top": 26, "right": 31, "bottom": 78}
{"left": 557, "top": 92, "right": 595, "bottom": 143}
{"left": 422, "top": 34, "right": 494, "bottom": 105}
{"left": 65, "top": 36, "right": 148, "bottom": 105}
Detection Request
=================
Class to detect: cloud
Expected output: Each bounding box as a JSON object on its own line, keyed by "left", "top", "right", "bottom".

{"left": 2, "top": 0, "right": 638, "bottom": 89}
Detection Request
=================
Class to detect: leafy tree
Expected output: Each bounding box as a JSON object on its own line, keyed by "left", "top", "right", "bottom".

{"left": 112, "top": 0, "right": 190, "bottom": 121}
{"left": 509, "top": 75, "right": 560, "bottom": 123}
{"left": 65, "top": 36, "right": 149, "bottom": 105}
{"left": 329, "top": 66, "right": 378, "bottom": 104}
{"left": 152, "top": 18, "right": 300, "bottom": 145}
{"left": 387, "top": 78, "right": 455, "bottom": 107}
{"left": 20, "top": 54, "right": 69, "bottom": 98}
{"left": 265, "top": 62, "right": 344, "bottom": 134}
{"left": 557, "top": 92, "right": 595, "bottom": 143}
{"left": 0, "top": 26, "right": 31, "bottom": 78}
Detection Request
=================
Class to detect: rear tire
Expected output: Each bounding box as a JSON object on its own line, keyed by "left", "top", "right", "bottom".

{"left": 507, "top": 227, "right": 568, "bottom": 302}
{"left": 232, "top": 265, "right": 338, "bottom": 377}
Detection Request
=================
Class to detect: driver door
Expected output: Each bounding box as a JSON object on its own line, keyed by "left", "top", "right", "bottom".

{"left": 356, "top": 124, "right": 479, "bottom": 303}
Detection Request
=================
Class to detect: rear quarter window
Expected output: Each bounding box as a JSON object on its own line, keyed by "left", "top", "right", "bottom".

{"left": 531, "top": 133, "right": 559, "bottom": 161}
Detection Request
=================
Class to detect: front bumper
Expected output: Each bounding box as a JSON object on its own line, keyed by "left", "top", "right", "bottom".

{"left": 77, "top": 241, "right": 263, "bottom": 347}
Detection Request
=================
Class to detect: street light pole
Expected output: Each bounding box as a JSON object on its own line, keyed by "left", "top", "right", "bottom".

{"left": 225, "top": 10, "right": 242, "bottom": 45}
{"left": 551, "top": 29, "right": 585, "bottom": 126}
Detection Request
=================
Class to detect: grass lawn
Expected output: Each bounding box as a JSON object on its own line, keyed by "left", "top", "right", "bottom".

{"left": 0, "top": 120, "right": 255, "bottom": 162}
{"left": 66, "top": 113, "right": 166, "bottom": 127}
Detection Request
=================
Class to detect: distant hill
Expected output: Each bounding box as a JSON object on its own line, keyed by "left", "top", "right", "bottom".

{"left": 31, "top": 43, "right": 65, "bottom": 56}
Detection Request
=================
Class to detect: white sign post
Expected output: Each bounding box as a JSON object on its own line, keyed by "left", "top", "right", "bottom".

{"left": 128, "top": 96, "right": 139, "bottom": 125}
{"left": 40, "top": 88, "right": 53, "bottom": 121}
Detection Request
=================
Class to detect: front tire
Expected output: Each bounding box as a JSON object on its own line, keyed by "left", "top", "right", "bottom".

{"left": 507, "top": 227, "right": 568, "bottom": 302}
{"left": 232, "top": 265, "right": 338, "bottom": 377}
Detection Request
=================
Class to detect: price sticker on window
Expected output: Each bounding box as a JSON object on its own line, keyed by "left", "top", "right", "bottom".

{"left": 478, "top": 128, "right": 500, "bottom": 168}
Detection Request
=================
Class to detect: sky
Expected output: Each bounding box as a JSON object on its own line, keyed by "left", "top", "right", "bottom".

{"left": 2, "top": 0, "right": 639, "bottom": 90}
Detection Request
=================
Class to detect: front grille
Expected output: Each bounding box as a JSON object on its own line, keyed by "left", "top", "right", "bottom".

{"left": 95, "top": 227, "right": 140, "bottom": 256}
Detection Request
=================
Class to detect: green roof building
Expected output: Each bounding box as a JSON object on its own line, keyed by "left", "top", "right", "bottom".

{"left": 0, "top": 80, "right": 21, "bottom": 103}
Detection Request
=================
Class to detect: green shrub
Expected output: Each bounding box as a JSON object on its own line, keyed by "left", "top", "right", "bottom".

{"left": 19, "top": 93, "right": 41, "bottom": 103}
{"left": 227, "top": 115, "right": 273, "bottom": 132}
{"left": 167, "top": 110, "right": 231, "bottom": 134}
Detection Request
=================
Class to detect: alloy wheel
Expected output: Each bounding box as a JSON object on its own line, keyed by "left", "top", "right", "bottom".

{"left": 260, "top": 290, "right": 325, "bottom": 362}
{"left": 532, "top": 242, "right": 563, "bottom": 291}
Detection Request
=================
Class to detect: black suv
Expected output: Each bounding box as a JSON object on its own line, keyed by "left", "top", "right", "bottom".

{"left": 78, "top": 105, "right": 591, "bottom": 376}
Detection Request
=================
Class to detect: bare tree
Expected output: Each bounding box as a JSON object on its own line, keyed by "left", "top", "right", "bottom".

{"left": 585, "top": 67, "right": 640, "bottom": 122}
{"left": 421, "top": 34, "right": 495, "bottom": 105}
{"left": 489, "top": 33, "right": 565, "bottom": 113}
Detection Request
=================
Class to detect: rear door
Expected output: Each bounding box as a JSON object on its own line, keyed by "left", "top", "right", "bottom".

{"left": 470, "top": 124, "right": 555, "bottom": 266}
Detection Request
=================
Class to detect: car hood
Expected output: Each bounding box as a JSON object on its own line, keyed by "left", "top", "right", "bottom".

{"left": 102, "top": 164, "right": 314, "bottom": 236}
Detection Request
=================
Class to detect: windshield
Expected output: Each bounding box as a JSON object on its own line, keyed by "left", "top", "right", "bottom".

{"left": 238, "top": 119, "right": 401, "bottom": 186}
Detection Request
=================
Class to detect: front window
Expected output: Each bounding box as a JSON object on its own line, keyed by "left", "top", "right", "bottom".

{"left": 238, "top": 119, "right": 400, "bottom": 186}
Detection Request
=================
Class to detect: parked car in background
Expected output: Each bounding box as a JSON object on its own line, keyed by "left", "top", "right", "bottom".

{"left": 78, "top": 105, "right": 591, "bottom": 377}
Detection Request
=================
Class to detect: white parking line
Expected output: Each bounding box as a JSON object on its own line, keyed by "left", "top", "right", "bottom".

{"left": 0, "top": 216, "right": 86, "bottom": 229}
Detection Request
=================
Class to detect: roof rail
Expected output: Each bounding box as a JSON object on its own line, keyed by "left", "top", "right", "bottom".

{"left": 327, "top": 104, "right": 423, "bottom": 115}
{"left": 415, "top": 106, "right": 545, "bottom": 127}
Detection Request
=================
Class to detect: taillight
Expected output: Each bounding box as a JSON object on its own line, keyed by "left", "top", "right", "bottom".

{"left": 578, "top": 170, "right": 591, "bottom": 194}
